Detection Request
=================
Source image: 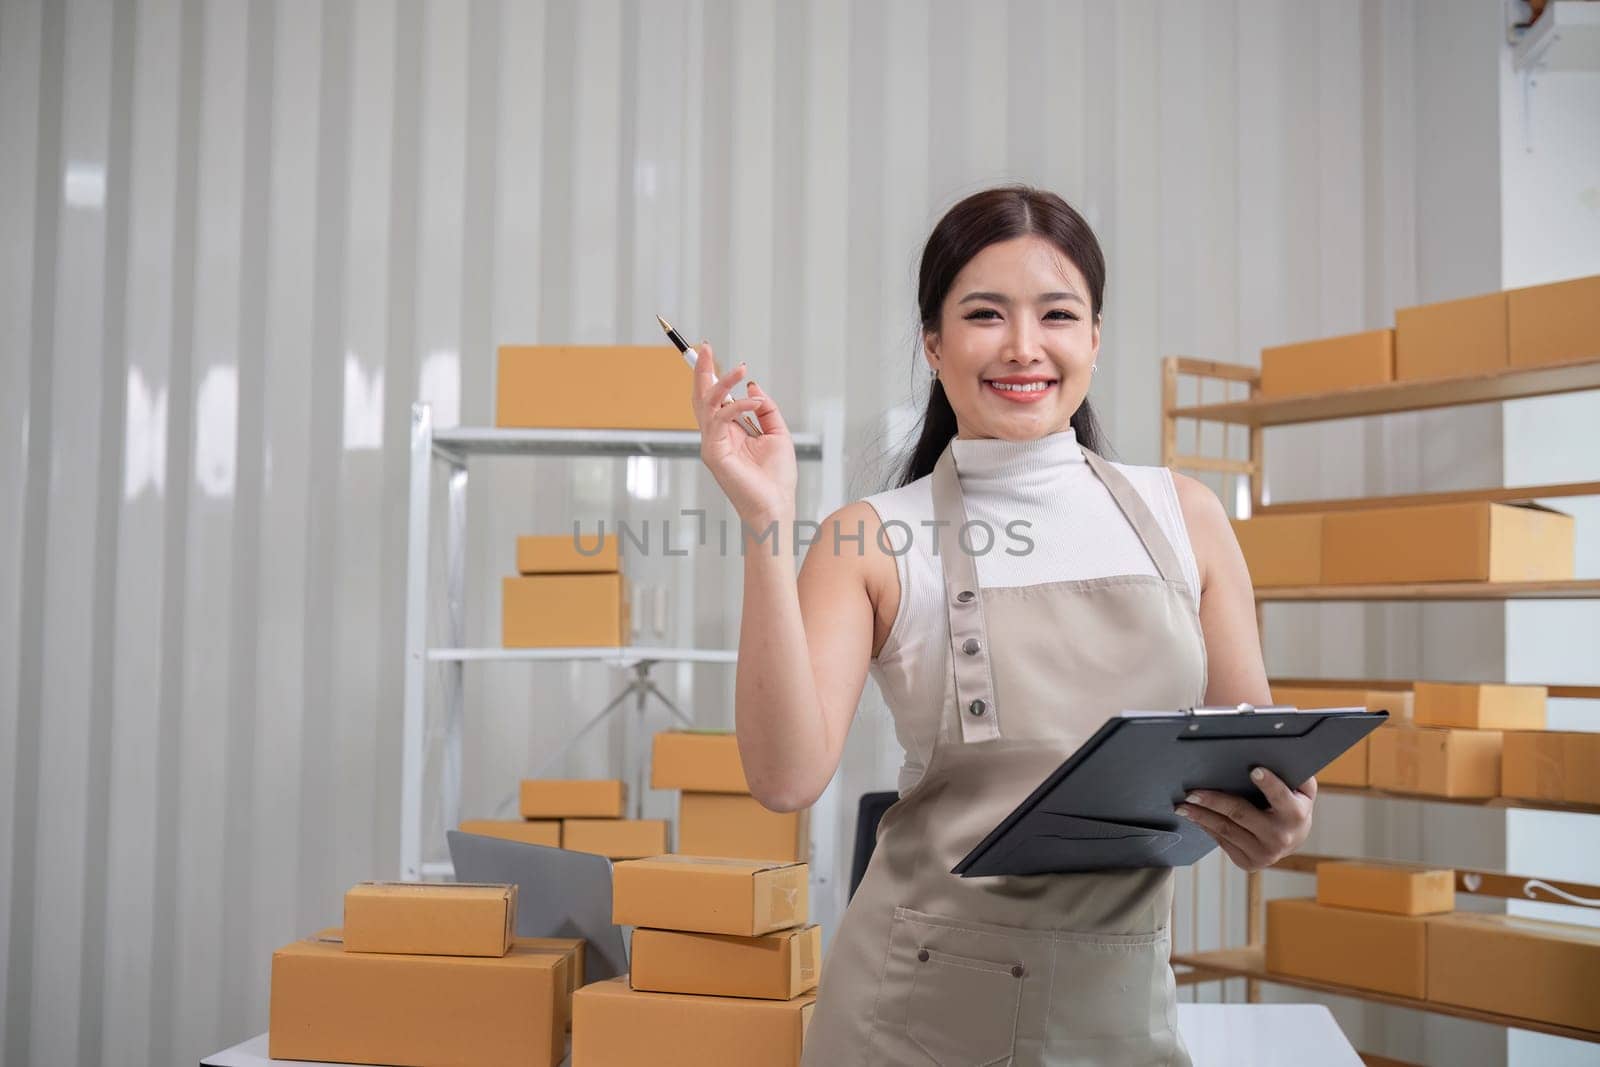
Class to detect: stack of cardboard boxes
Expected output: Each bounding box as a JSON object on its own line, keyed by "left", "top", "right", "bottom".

{"left": 269, "top": 882, "right": 583, "bottom": 1066}
{"left": 504, "top": 532, "right": 630, "bottom": 648}
{"left": 653, "top": 729, "right": 810, "bottom": 863}
{"left": 575, "top": 856, "right": 819, "bottom": 1065}
{"left": 463, "top": 778, "right": 668, "bottom": 860}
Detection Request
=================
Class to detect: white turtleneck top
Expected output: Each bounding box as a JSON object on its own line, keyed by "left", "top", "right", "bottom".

{"left": 861, "top": 429, "right": 1201, "bottom": 792}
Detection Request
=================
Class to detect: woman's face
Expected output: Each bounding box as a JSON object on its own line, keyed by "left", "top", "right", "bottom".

{"left": 925, "top": 234, "right": 1100, "bottom": 441}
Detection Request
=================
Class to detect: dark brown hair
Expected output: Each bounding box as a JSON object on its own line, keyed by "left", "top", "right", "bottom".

{"left": 897, "top": 185, "right": 1109, "bottom": 486}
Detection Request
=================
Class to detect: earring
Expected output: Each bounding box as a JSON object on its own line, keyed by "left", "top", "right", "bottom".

{"left": 1091, "top": 364, "right": 1097, "bottom": 374}
{"left": 931, "top": 366, "right": 939, "bottom": 380}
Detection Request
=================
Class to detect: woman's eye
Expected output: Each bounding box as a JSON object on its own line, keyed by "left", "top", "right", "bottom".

{"left": 1046, "top": 310, "right": 1077, "bottom": 321}
{"left": 965, "top": 309, "right": 1001, "bottom": 320}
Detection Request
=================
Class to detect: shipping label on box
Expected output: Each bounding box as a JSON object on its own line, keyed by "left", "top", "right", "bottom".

{"left": 503, "top": 573, "right": 628, "bottom": 648}
{"left": 496, "top": 345, "right": 698, "bottom": 430}
{"left": 1426, "top": 912, "right": 1600, "bottom": 1031}
{"left": 630, "top": 924, "right": 821, "bottom": 1001}
{"left": 1369, "top": 725, "right": 1501, "bottom": 798}
{"left": 516, "top": 533, "right": 619, "bottom": 575}
{"left": 1314, "top": 861, "right": 1454, "bottom": 916}
{"left": 1261, "top": 329, "right": 1394, "bottom": 397}
{"left": 1266, "top": 898, "right": 1428, "bottom": 998}
{"left": 519, "top": 779, "right": 626, "bottom": 819}
{"left": 678, "top": 792, "right": 809, "bottom": 863}
{"left": 459, "top": 818, "right": 562, "bottom": 848}
{"left": 1413, "top": 682, "right": 1546, "bottom": 731}
{"left": 651, "top": 730, "right": 751, "bottom": 793}
{"left": 561, "top": 818, "right": 668, "bottom": 860}
{"left": 612, "top": 856, "right": 808, "bottom": 936}
{"left": 343, "top": 882, "right": 516, "bottom": 957}
{"left": 573, "top": 977, "right": 815, "bottom": 1067}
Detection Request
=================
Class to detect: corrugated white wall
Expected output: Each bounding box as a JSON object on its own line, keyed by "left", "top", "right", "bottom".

{"left": 0, "top": 1, "right": 1534, "bottom": 1064}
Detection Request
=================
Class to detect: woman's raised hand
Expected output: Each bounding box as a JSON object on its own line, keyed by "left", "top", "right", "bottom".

{"left": 692, "top": 341, "right": 797, "bottom": 526}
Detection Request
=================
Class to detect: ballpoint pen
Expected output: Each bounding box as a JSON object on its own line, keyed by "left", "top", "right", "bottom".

{"left": 656, "top": 315, "right": 763, "bottom": 437}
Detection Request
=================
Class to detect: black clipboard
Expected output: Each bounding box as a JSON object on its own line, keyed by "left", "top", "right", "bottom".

{"left": 952, "top": 704, "right": 1388, "bottom": 877}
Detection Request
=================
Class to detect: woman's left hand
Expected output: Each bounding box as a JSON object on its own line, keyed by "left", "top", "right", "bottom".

{"left": 1175, "top": 768, "right": 1315, "bottom": 872}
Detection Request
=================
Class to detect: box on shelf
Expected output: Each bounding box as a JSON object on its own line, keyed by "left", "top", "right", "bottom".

{"left": 1395, "top": 291, "right": 1508, "bottom": 382}
{"left": 1321, "top": 502, "right": 1574, "bottom": 585}
{"left": 1427, "top": 911, "right": 1600, "bottom": 1031}
{"left": 519, "top": 779, "right": 627, "bottom": 820}
{"left": 1260, "top": 329, "right": 1395, "bottom": 397}
{"left": 1230, "top": 515, "right": 1325, "bottom": 588}
{"left": 629, "top": 924, "right": 821, "bottom": 1001}
{"left": 269, "top": 935, "right": 568, "bottom": 1067}
{"left": 1368, "top": 725, "right": 1501, "bottom": 798}
{"left": 561, "top": 818, "right": 669, "bottom": 860}
{"left": 502, "top": 573, "right": 629, "bottom": 648}
{"left": 458, "top": 818, "right": 562, "bottom": 848}
{"left": 496, "top": 345, "right": 698, "bottom": 431}
{"left": 1265, "top": 686, "right": 1414, "bottom": 788}
{"left": 652, "top": 730, "right": 751, "bottom": 793}
{"left": 1502, "top": 731, "right": 1600, "bottom": 806}
{"left": 523, "top": 936, "right": 587, "bottom": 996}
{"left": 1413, "top": 682, "right": 1546, "bottom": 731}
{"left": 678, "top": 792, "right": 809, "bottom": 863}
{"left": 612, "top": 856, "right": 808, "bottom": 936}
{"left": 1265, "top": 898, "right": 1428, "bottom": 998}
{"left": 572, "top": 977, "right": 815, "bottom": 1067}
{"left": 342, "top": 882, "right": 515, "bottom": 957}
{"left": 516, "top": 533, "right": 619, "bottom": 575}
{"left": 1314, "top": 861, "right": 1455, "bottom": 916}
{"left": 1507, "top": 274, "right": 1600, "bottom": 369}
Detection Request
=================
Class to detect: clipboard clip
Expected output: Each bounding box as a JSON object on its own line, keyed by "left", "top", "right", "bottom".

{"left": 1185, "top": 703, "right": 1273, "bottom": 715}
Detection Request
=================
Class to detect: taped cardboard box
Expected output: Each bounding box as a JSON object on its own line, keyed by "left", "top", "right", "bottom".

{"left": 523, "top": 936, "right": 587, "bottom": 994}
{"left": 496, "top": 345, "right": 698, "bottom": 430}
{"left": 613, "top": 856, "right": 808, "bottom": 936}
{"left": 1230, "top": 515, "right": 1324, "bottom": 588}
{"left": 1502, "top": 730, "right": 1600, "bottom": 805}
{"left": 573, "top": 976, "right": 815, "bottom": 1067}
{"left": 458, "top": 818, "right": 561, "bottom": 848}
{"left": 516, "top": 532, "right": 618, "bottom": 575}
{"left": 1427, "top": 911, "right": 1600, "bottom": 1031}
{"left": 561, "top": 818, "right": 669, "bottom": 860}
{"left": 343, "top": 882, "right": 515, "bottom": 957}
{"left": 1315, "top": 861, "right": 1454, "bottom": 916}
{"left": 630, "top": 923, "right": 821, "bottom": 1000}
{"left": 651, "top": 729, "right": 751, "bottom": 793}
{"left": 1322, "top": 502, "right": 1573, "bottom": 585}
{"left": 1413, "top": 682, "right": 1546, "bottom": 730}
{"left": 502, "top": 573, "right": 629, "bottom": 647}
{"left": 1369, "top": 724, "right": 1501, "bottom": 798}
{"left": 519, "top": 778, "right": 626, "bottom": 819}
{"left": 269, "top": 934, "right": 568, "bottom": 1067}
{"left": 1395, "top": 290, "right": 1508, "bottom": 382}
{"left": 678, "top": 792, "right": 809, "bottom": 863}
{"left": 1265, "top": 897, "right": 1427, "bottom": 998}
{"left": 1507, "top": 274, "right": 1600, "bottom": 369}
{"left": 1260, "top": 329, "right": 1394, "bottom": 397}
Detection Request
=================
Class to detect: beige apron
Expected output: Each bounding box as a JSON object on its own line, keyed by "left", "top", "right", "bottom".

{"left": 803, "top": 443, "right": 1208, "bottom": 1066}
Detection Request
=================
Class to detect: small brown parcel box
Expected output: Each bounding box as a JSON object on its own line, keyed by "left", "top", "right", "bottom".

{"left": 1503, "top": 730, "right": 1600, "bottom": 805}
{"left": 269, "top": 935, "right": 568, "bottom": 1067}
{"left": 1427, "top": 912, "right": 1600, "bottom": 1031}
{"left": 1508, "top": 274, "right": 1600, "bottom": 369}
{"left": 523, "top": 935, "right": 587, "bottom": 994}
{"left": 573, "top": 976, "right": 816, "bottom": 1067}
{"left": 1230, "top": 515, "right": 1323, "bottom": 588}
{"left": 1413, "top": 682, "right": 1547, "bottom": 730}
{"left": 1269, "top": 686, "right": 1414, "bottom": 787}
{"left": 1261, "top": 329, "right": 1395, "bottom": 397}
{"left": 343, "top": 882, "right": 515, "bottom": 957}
{"left": 612, "top": 856, "right": 808, "bottom": 936}
{"left": 1369, "top": 725, "right": 1501, "bottom": 798}
{"left": 520, "top": 778, "right": 626, "bottom": 819}
{"left": 496, "top": 345, "right": 698, "bottom": 430}
{"left": 1564, "top": 732, "right": 1600, "bottom": 805}
{"left": 1395, "top": 290, "right": 1508, "bottom": 382}
{"left": 1266, "top": 897, "right": 1427, "bottom": 998}
{"left": 651, "top": 729, "right": 751, "bottom": 793}
{"left": 678, "top": 792, "right": 810, "bottom": 863}
{"left": 1321, "top": 502, "right": 1574, "bottom": 585}
{"left": 516, "top": 532, "right": 619, "bottom": 575}
{"left": 457, "top": 818, "right": 562, "bottom": 848}
{"left": 502, "top": 573, "right": 629, "bottom": 647}
{"left": 561, "top": 818, "right": 669, "bottom": 860}
{"left": 630, "top": 923, "right": 821, "bottom": 1000}
{"left": 1315, "top": 861, "right": 1455, "bottom": 916}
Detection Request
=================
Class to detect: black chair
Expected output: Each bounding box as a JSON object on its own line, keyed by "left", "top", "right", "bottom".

{"left": 848, "top": 791, "right": 900, "bottom": 901}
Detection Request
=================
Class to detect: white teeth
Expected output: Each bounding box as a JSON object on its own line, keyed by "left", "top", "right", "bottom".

{"left": 989, "top": 381, "right": 1051, "bottom": 393}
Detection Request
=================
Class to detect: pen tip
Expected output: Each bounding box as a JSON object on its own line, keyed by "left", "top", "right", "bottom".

{"left": 656, "top": 314, "right": 672, "bottom": 334}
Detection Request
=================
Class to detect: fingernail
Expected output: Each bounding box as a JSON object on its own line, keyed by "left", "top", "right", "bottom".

{"left": 1185, "top": 793, "right": 1201, "bottom": 805}
{"left": 1174, "top": 807, "right": 1190, "bottom": 819}
{"left": 1250, "top": 768, "right": 1264, "bottom": 782}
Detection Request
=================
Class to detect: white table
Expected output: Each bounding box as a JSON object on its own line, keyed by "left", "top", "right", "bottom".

{"left": 203, "top": 1002, "right": 1361, "bottom": 1066}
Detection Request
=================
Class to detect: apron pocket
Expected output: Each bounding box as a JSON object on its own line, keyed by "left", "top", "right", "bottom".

{"left": 907, "top": 948, "right": 1022, "bottom": 1066}
{"left": 1045, "top": 927, "right": 1175, "bottom": 1044}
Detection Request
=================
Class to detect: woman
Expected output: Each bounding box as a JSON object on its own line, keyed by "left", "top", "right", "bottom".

{"left": 691, "top": 185, "right": 1315, "bottom": 1065}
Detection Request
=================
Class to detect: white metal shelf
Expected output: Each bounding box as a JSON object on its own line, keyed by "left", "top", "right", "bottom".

{"left": 431, "top": 425, "right": 825, "bottom": 460}
{"left": 426, "top": 646, "right": 740, "bottom": 665}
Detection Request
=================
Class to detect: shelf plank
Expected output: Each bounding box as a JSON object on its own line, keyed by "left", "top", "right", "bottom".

{"left": 427, "top": 646, "right": 739, "bottom": 665}
{"left": 1171, "top": 946, "right": 1600, "bottom": 1044}
{"left": 1169, "top": 355, "right": 1600, "bottom": 427}
{"left": 1256, "top": 480, "right": 1600, "bottom": 515}
{"left": 431, "top": 426, "right": 825, "bottom": 461}
{"left": 1270, "top": 675, "right": 1600, "bottom": 701}
{"left": 1316, "top": 784, "right": 1600, "bottom": 816}
{"left": 1256, "top": 579, "right": 1600, "bottom": 601}
{"left": 1270, "top": 852, "right": 1600, "bottom": 906}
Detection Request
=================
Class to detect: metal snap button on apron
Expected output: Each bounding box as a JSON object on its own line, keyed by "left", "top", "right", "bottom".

{"left": 955, "top": 590, "right": 975, "bottom": 603}
{"left": 962, "top": 638, "right": 981, "bottom": 655}
{"left": 917, "top": 949, "right": 929, "bottom": 962}
{"left": 967, "top": 699, "right": 987, "bottom": 717}
{"left": 1010, "top": 965, "right": 1024, "bottom": 978}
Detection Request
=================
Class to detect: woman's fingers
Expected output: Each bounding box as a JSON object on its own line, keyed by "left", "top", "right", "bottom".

{"left": 1182, "top": 788, "right": 1275, "bottom": 843}
{"left": 745, "top": 381, "right": 789, "bottom": 436}
{"left": 1176, "top": 800, "right": 1267, "bottom": 867}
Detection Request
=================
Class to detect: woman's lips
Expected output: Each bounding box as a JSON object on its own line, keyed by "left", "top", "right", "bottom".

{"left": 983, "top": 379, "right": 1057, "bottom": 404}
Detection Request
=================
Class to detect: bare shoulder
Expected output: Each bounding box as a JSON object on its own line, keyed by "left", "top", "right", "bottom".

{"left": 1170, "top": 472, "right": 1238, "bottom": 583}
{"left": 799, "top": 499, "right": 902, "bottom": 655}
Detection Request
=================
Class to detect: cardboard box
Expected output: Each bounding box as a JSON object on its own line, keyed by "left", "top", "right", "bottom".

{"left": 516, "top": 533, "right": 618, "bottom": 575}
{"left": 1413, "top": 682, "right": 1547, "bottom": 730}
{"left": 1265, "top": 686, "right": 1415, "bottom": 787}
{"left": 630, "top": 924, "right": 821, "bottom": 1001}
{"left": 652, "top": 730, "right": 750, "bottom": 793}
{"left": 678, "top": 792, "right": 809, "bottom": 863}
{"left": 519, "top": 779, "right": 626, "bottom": 819}
{"left": 1261, "top": 329, "right": 1395, "bottom": 397}
{"left": 612, "top": 856, "right": 808, "bottom": 936}
{"left": 269, "top": 935, "right": 568, "bottom": 1067}
{"left": 496, "top": 345, "right": 698, "bottom": 430}
{"left": 1230, "top": 515, "right": 1325, "bottom": 588}
{"left": 1566, "top": 732, "right": 1600, "bottom": 805}
{"left": 573, "top": 976, "right": 815, "bottom": 1067}
{"left": 1314, "top": 861, "right": 1455, "bottom": 916}
{"left": 502, "top": 573, "right": 629, "bottom": 648}
{"left": 343, "top": 882, "right": 515, "bottom": 957}
{"left": 561, "top": 818, "right": 669, "bottom": 860}
{"left": 1369, "top": 725, "right": 1501, "bottom": 798}
{"left": 1321, "top": 502, "right": 1574, "bottom": 585}
{"left": 1265, "top": 897, "right": 1427, "bottom": 998}
{"left": 1502, "top": 730, "right": 1600, "bottom": 805}
{"left": 1395, "top": 291, "right": 1508, "bottom": 382}
{"left": 1508, "top": 274, "right": 1600, "bottom": 369}
{"left": 458, "top": 819, "right": 562, "bottom": 848}
{"left": 1427, "top": 912, "right": 1600, "bottom": 1031}
{"left": 523, "top": 936, "right": 587, "bottom": 995}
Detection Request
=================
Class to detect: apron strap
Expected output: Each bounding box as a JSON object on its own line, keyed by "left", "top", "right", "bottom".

{"left": 930, "top": 445, "right": 1002, "bottom": 743}
{"left": 1080, "top": 447, "right": 1188, "bottom": 587}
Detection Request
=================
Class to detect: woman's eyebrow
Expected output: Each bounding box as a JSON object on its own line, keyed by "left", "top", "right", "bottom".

{"left": 958, "top": 290, "right": 1085, "bottom": 306}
